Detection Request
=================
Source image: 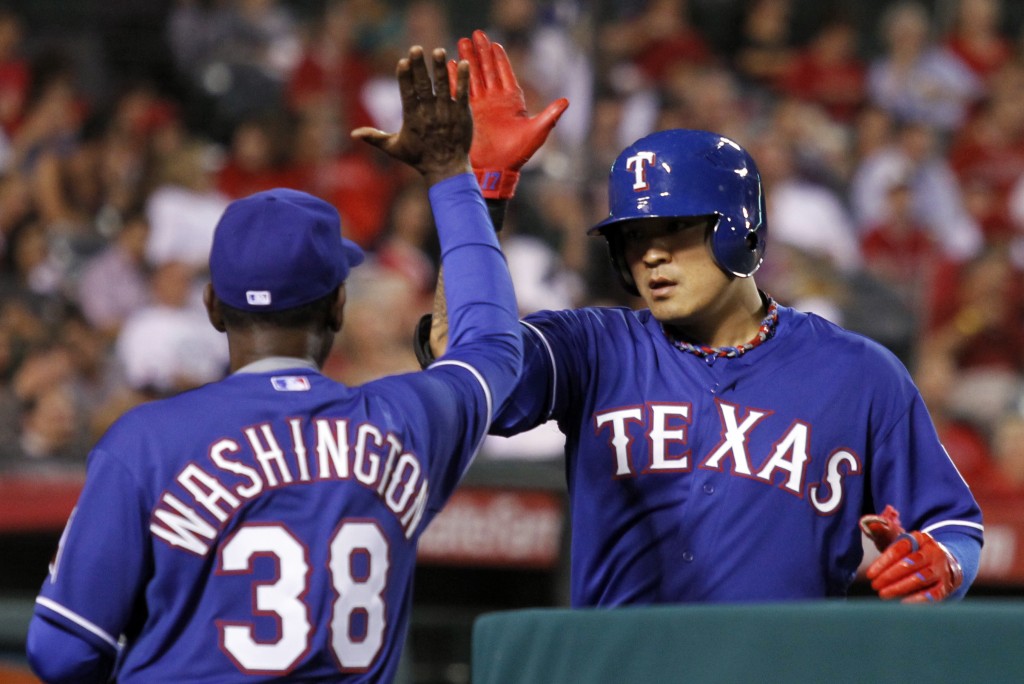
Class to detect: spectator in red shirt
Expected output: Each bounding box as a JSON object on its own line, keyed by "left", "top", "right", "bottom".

{"left": 947, "top": 63, "right": 1024, "bottom": 215}
{"left": 600, "top": 0, "right": 714, "bottom": 88}
{"left": 961, "top": 176, "right": 1015, "bottom": 246}
{"left": 779, "top": 17, "right": 866, "bottom": 123}
{"left": 286, "top": 0, "right": 375, "bottom": 131}
{"left": 861, "top": 174, "right": 938, "bottom": 312}
{"left": 215, "top": 114, "right": 295, "bottom": 199}
{"left": 286, "top": 102, "right": 398, "bottom": 249}
{"left": 975, "top": 410, "right": 1024, "bottom": 501}
{"left": 914, "top": 348, "right": 996, "bottom": 488}
{"left": 944, "top": 0, "right": 1013, "bottom": 84}
{"left": 920, "top": 245, "right": 1024, "bottom": 436}
{"left": 0, "top": 9, "right": 29, "bottom": 138}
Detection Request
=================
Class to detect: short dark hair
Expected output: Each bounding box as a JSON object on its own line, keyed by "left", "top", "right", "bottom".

{"left": 220, "top": 287, "right": 340, "bottom": 330}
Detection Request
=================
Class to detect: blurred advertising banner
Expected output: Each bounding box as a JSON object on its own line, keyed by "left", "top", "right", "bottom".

{"left": 0, "top": 472, "right": 83, "bottom": 533}
{"left": 417, "top": 488, "right": 565, "bottom": 569}
{"left": 975, "top": 496, "right": 1024, "bottom": 585}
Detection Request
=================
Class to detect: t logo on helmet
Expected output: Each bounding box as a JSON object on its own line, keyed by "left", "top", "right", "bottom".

{"left": 626, "top": 152, "right": 656, "bottom": 191}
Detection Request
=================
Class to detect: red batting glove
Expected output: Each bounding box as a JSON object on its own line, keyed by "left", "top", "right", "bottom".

{"left": 860, "top": 506, "right": 964, "bottom": 603}
{"left": 859, "top": 504, "right": 903, "bottom": 552}
{"left": 446, "top": 29, "right": 569, "bottom": 199}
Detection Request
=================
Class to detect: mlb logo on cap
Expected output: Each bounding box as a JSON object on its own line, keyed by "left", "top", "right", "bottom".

{"left": 209, "top": 188, "right": 365, "bottom": 312}
{"left": 246, "top": 291, "right": 272, "bottom": 306}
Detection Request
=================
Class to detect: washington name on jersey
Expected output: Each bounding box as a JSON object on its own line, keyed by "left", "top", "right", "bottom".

{"left": 595, "top": 398, "right": 860, "bottom": 516}
{"left": 150, "top": 416, "right": 429, "bottom": 556}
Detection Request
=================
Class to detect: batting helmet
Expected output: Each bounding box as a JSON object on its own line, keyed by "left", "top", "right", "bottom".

{"left": 590, "top": 129, "right": 767, "bottom": 295}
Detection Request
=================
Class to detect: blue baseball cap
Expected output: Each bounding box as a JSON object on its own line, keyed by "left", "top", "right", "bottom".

{"left": 209, "top": 188, "right": 364, "bottom": 312}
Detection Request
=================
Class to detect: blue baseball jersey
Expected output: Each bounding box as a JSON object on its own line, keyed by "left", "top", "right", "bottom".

{"left": 492, "top": 303, "right": 984, "bottom": 606}
{"left": 28, "top": 174, "right": 522, "bottom": 683}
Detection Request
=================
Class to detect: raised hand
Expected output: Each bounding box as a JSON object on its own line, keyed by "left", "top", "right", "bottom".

{"left": 446, "top": 29, "right": 569, "bottom": 199}
{"left": 352, "top": 45, "right": 472, "bottom": 186}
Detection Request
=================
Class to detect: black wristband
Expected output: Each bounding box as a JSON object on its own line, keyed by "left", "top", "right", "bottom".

{"left": 486, "top": 198, "right": 508, "bottom": 233}
{"left": 413, "top": 313, "right": 436, "bottom": 369}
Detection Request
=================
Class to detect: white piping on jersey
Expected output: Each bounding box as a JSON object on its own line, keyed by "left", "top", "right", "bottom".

{"left": 49, "top": 507, "right": 76, "bottom": 582}
{"left": 520, "top": 321, "right": 557, "bottom": 421}
{"left": 431, "top": 359, "right": 493, "bottom": 456}
{"left": 35, "top": 596, "right": 120, "bottom": 650}
{"left": 940, "top": 444, "right": 972, "bottom": 490}
{"left": 923, "top": 520, "right": 985, "bottom": 535}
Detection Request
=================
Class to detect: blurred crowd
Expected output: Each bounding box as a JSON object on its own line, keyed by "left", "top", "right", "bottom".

{"left": 1, "top": 0, "right": 1023, "bottom": 507}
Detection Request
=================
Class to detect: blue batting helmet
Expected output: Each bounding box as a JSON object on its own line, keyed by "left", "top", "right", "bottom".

{"left": 590, "top": 129, "right": 767, "bottom": 294}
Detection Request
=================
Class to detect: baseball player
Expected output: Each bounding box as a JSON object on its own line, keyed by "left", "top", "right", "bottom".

{"left": 26, "top": 45, "right": 522, "bottom": 683}
{"left": 419, "top": 30, "right": 983, "bottom": 605}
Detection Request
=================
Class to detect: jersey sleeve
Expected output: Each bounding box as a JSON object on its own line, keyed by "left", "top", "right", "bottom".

{"left": 28, "top": 447, "right": 150, "bottom": 677}
{"left": 371, "top": 364, "right": 494, "bottom": 518}
{"left": 428, "top": 173, "right": 521, "bottom": 411}
{"left": 26, "top": 615, "right": 117, "bottom": 684}
{"left": 868, "top": 387, "right": 984, "bottom": 546}
{"left": 490, "top": 308, "right": 598, "bottom": 435}
{"left": 866, "top": 391, "right": 984, "bottom": 599}
{"left": 380, "top": 174, "right": 521, "bottom": 523}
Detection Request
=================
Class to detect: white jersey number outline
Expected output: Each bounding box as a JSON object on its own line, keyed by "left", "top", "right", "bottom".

{"left": 217, "top": 520, "right": 390, "bottom": 674}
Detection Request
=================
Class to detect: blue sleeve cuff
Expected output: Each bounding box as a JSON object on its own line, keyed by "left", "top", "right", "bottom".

{"left": 27, "top": 614, "right": 117, "bottom": 683}
{"left": 932, "top": 531, "right": 982, "bottom": 600}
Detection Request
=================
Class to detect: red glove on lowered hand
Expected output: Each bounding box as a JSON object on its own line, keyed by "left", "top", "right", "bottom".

{"left": 447, "top": 29, "right": 569, "bottom": 199}
{"left": 859, "top": 505, "right": 964, "bottom": 603}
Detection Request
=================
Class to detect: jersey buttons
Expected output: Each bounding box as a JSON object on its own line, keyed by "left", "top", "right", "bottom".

{"left": 682, "top": 551, "right": 694, "bottom": 563}
{"left": 703, "top": 483, "right": 715, "bottom": 495}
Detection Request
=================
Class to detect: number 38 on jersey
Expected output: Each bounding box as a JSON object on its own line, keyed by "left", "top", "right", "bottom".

{"left": 217, "top": 520, "right": 390, "bottom": 674}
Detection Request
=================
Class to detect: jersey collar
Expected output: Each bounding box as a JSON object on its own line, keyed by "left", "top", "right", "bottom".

{"left": 234, "top": 357, "right": 319, "bottom": 374}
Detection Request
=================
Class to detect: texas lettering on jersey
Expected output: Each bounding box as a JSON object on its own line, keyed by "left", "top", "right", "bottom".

{"left": 150, "top": 417, "right": 429, "bottom": 556}
{"left": 594, "top": 398, "right": 860, "bottom": 515}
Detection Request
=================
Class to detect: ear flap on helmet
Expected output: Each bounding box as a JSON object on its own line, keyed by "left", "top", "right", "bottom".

{"left": 604, "top": 232, "right": 640, "bottom": 297}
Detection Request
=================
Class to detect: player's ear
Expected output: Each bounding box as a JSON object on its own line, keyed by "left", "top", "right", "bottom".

{"left": 329, "top": 284, "right": 346, "bottom": 333}
{"left": 204, "top": 283, "right": 227, "bottom": 332}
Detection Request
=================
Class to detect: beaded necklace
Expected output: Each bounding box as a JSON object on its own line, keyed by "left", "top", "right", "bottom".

{"left": 665, "top": 296, "right": 779, "bottom": 359}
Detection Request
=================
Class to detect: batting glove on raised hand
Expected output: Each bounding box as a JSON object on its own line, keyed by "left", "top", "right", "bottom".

{"left": 447, "top": 29, "right": 569, "bottom": 199}
{"left": 860, "top": 505, "right": 964, "bottom": 603}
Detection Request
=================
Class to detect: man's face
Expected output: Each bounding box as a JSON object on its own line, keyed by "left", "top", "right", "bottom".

{"left": 620, "top": 217, "right": 734, "bottom": 327}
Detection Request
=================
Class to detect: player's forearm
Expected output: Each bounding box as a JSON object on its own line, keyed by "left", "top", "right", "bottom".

{"left": 429, "top": 268, "right": 449, "bottom": 359}
{"left": 931, "top": 531, "right": 981, "bottom": 600}
{"left": 428, "top": 174, "right": 519, "bottom": 362}
{"left": 423, "top": 197, "right": 509, "bottom": 364}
